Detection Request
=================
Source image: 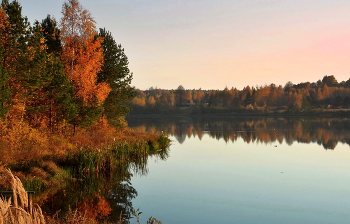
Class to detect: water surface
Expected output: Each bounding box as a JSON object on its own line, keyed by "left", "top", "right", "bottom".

{"left": 127, "top": 116, "right": 350, "bottom": 224}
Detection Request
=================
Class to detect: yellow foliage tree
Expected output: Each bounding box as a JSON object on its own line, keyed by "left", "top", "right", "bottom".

{"left": 60, "top": 0, "right": 110, "bottom": 104}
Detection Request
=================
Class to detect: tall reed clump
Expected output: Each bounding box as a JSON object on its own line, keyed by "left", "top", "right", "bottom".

{"left": 0, "top": 169, "right": 45, "bottom": 224}
{"left": 64, "top": 132, "right": 170, "bottom": 179}
{"left": 64, "top": 147, "right": 112, "bottom": 179}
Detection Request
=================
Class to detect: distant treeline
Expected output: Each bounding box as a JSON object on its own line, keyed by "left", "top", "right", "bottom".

{"left": 130, "top": 75, "right": 350, "bottom": 114}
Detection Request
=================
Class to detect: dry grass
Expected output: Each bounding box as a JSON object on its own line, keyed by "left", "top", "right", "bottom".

{"left": 0, "top": 168, "right": 45, "bottom": 224}
{"left": 0, "top": 118, "right": 162, "bottom": 167}
{"left": 0, "top": 118, "right": 164, "bottom": 191}
{"left": 0, "top": 169, "right": 106, "bottom": 224}
{"left": 45, "top": 210, "right": 98, "bottom": 224}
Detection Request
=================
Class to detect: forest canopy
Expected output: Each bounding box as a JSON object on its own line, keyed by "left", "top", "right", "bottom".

{"left": 0, "top": 0, "right": 135, "bottom": 131}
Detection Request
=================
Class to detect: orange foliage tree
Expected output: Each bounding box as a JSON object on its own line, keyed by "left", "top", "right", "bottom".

{"left": 60, "top": 0, "right": 110, "bottom": 104}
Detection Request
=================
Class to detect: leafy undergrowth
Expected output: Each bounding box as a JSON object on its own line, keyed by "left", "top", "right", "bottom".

{"left": 0, "top": 118, "right": 170, "bottom": 223}
{"left": 0, "top": 118, "right": 170, "bottom": 188}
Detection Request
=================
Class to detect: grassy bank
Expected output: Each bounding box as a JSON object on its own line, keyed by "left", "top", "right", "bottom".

{"left": 0, "top": 118, "right": 170, "bottom": 223}
{"left": 0, "top": 118, "right": 169, "bottom": 182}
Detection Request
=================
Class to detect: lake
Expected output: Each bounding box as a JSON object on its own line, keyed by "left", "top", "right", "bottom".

{"left": 127, "top": 116, "right": 350, "bottom": 224}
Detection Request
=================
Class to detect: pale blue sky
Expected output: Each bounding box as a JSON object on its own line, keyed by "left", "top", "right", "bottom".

{"left": 21, "top": 0, "right": 350, "bottom": 90}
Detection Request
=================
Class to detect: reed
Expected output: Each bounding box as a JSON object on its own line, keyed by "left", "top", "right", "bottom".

{"left": 0, "top": 169, "right": 45, "bottom": 224}
{"left": 63, "top": 131, "right": 170, "bottom": 179}
{"left": 0, "top": 169, "right": 108, "bottom": 224}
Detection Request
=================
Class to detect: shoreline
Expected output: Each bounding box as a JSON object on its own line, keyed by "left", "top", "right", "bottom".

{"left": 127, "top": 109, "right": 350, "bottom": 118}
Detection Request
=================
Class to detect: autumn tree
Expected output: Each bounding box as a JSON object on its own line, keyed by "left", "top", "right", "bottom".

{"left": 322, "top": 84, "right": 330, "bottom": 98}
{"left": 228, "top": 88, "right": 239, "bottom": 108}
{"left": 156, "top": 95, "right": 167, "bottom": 106}
{"left": 193, "top": 88, "right": 205, "bottom": 104}
{"left": 184, "top": 90, "right": 193, "bottom": 104}
{"left": 131, "top": 97, "right": 146, "bottom": 107}
{"left": 146, "top": 96, "right": 156, "bottom": 106}
{"left": 60, "top": 0, "right": 110, "bottom": 103}
{"left": 60, "top": 0, "right": 110, "bottom": 128}
{"left": 255, "top": 85, "right": 270, "bottom": 107}
{"left": 61, "top": 0, "right": 110, "bottom": 103}
{"left": 274, "top": 85, "right": 285, "bottom": 107}
{"left": 316, "top": 87, "right": 323, "bottom": 102}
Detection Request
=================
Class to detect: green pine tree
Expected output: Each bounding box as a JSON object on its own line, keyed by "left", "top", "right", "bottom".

{"left": 2, "top": 0, "right": 32, "bottom": 126}
{"left": 41, "top": 14, "right": 77, "bottom": 131}
{"left": 1, "top": 0, "right": 30, "bottom": 87}
{"left": 19, "top": 21, "right": 53, "bottom": 126}
{"left": 98, "top": 28, "right": 135, "bottom": 127}
{"left": 41, "top": 14, "right": 62, "bottom": 56}
{"left": 0, "top": 48, "right": 11, "bottom": 119}
{"left": 71, "top": 99, "right": 104, "bottom": 129}
{"left": 44, "top": 55, "right": 78, "bottom": 131}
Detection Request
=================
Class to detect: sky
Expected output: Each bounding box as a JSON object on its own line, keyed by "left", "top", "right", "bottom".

{"left": 20, "top": 0, "right": 350, "bottom": 90}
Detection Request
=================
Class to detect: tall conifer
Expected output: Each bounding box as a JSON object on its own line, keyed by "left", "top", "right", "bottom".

{"left": 0, "top": 8, "right": 11, "bottom": 118}
{"left": 98, "top": 28, "right": 135, "bottom": 127}
{"left": 41, "top": 14, "right": 77, "bottom": 131}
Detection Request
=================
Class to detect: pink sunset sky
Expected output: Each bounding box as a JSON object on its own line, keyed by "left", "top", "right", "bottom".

{"left": 22, "top": 0, "right": 350, "bottom": 90}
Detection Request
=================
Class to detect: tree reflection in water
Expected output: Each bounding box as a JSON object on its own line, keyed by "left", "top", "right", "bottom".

{"left": 127, "top": 116, "right": 350, "bottom": 150}
{"left": 34, "top": 116, "right": 350, "bottom": 222}
{"left": 36, "top": 148, "right": 169, "bottom": 223}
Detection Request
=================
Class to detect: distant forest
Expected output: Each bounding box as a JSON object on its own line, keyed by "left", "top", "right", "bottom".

{"left": 130, "top": 75, "right": 350, "bottom": 114}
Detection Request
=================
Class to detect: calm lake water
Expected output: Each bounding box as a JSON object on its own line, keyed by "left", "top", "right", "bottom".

{"left": 127, "top": 116, "right": 350, "bottom": 224}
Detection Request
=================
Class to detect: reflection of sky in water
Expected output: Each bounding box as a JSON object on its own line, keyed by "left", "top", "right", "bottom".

{"left": 132, "top": 134, "right": 350, "bottom": 224}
